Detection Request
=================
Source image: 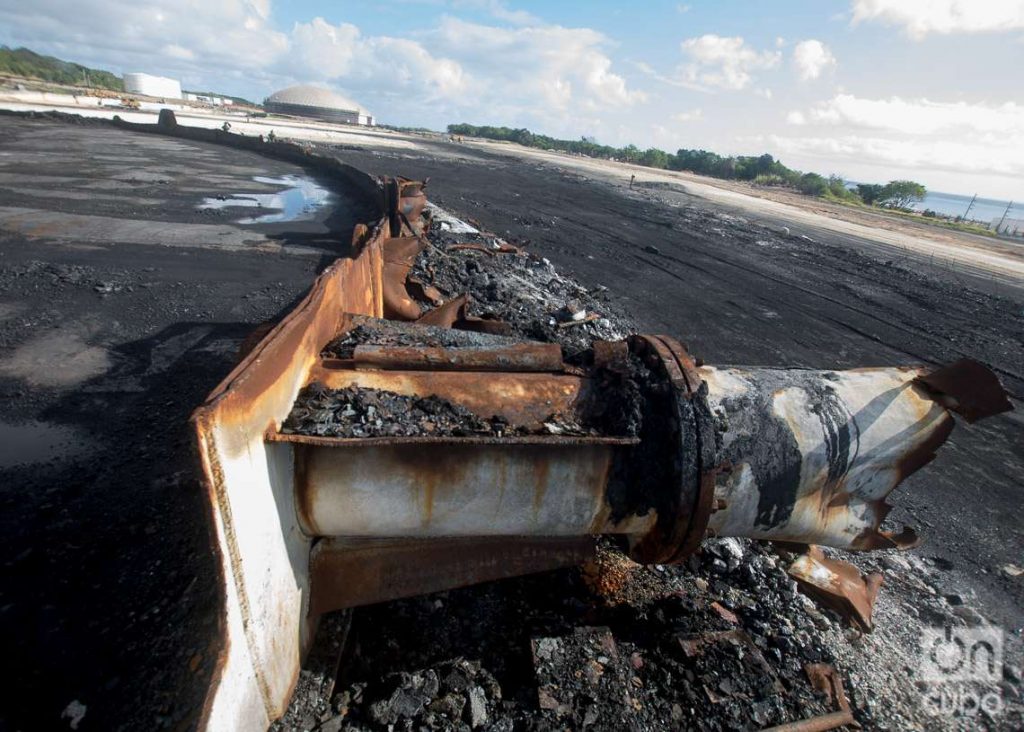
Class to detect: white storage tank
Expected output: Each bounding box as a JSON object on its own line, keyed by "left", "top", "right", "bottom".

{"left": 264, "top": 85, "right": 373, "bottom": 125}
{"left": 123, "top": 73, "right": 182, "bottom": 99}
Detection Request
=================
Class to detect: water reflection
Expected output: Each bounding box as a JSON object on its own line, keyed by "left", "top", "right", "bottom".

{"left": 198, "top": 175, "right": 335, "bottom": 224}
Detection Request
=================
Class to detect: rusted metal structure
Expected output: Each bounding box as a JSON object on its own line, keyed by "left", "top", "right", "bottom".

{"left": 188, "top": 146, "right": 1011, "bottom": 729}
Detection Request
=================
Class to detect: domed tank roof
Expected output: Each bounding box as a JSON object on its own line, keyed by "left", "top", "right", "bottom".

{"left": 264, "top": 85, "right": 367, "bottom": 114}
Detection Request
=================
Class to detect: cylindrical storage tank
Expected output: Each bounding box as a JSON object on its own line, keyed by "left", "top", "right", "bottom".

{"left": 122, "top": 73, "right": 182, "bottom": 99}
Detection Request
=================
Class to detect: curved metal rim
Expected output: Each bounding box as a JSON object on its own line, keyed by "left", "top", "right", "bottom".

{"left": 626, "top": 335, "right": 717, "bottom": 564}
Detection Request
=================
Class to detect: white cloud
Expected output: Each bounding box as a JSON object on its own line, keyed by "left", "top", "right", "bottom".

{"left": 770, "top": 133, "right": 1024, "bottom": 178}
{"left": 851, "top": 0, "right": 1024, "bottom": 39}
{"left": 678, "top": 34, "right": 781, "bottom": 91}
{"left": 673, "top": 108, "right": 703, "bottom": 122}
{"left": 290, "top": 19, "right": 468, "bottom": 101}
{"left": 778, "top": 94, "right": 1024, "bottom": 193}
{"left": 792, "top": 40, "right": 836, "bottom": 81}
{"left": 789, "top": 94, "right": 1024, "bottom": 135}
{"left": 0, "top": 1, "right": 644, "bottom": 130}
{"left": 0, "top": 0, "right": 288, "bottom": 76}
{"left": 451, "top": 0, "right": 540, "bottom": 26}
{"left": 430, "top": 17, "right": 645, "bottom": 111}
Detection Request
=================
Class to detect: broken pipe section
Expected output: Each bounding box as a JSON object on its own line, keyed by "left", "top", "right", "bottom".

{"left": 700, "top": 362, "right": 1010, "bottom": 551}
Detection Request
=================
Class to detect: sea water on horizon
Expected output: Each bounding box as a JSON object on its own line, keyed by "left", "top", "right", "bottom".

{"left": 910, "top": 190, "right": 1016, "bottom": 224}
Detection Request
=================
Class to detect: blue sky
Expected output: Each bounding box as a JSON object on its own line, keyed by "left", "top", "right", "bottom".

{"left": 1, "top": 0, "right": 1022, "bottom": 199}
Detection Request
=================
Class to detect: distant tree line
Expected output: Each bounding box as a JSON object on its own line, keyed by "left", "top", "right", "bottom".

{"left": 447, "top": 123, "right": 927, "bottom": 210}
{"left": 0, "top": 46, "right": 124, "bottom": 92}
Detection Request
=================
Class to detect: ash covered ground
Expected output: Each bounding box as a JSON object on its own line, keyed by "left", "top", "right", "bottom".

{"left": 0, "top": 115, "right": 1021, "bottom": 731}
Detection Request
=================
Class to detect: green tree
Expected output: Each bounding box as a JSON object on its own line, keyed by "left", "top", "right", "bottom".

{"left": 0, "top": 46, "right": 123, "bottom": 91}
{"left": 797, "top": 172, "right": 828, "bottom": 196}
{"left": 856, "top": 183, "right": 885, "bottom": 205}
{"left": 639, "top": 147, "right": 669, "bottom": 169}
{"left": 619, "top": 144, "right": 640, "bottom": 163}
{"left": 879, "top": 180, "right": 927, "bottom": 209}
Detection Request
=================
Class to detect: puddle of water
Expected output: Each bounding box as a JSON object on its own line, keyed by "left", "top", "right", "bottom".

{"left": 198, "top": 175, "right": 335, "bottom": 224}
{"left": 0, "top": 420, "right": 95, "bottom": 469}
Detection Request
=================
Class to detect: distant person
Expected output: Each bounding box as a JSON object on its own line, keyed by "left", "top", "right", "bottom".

{"left": 630, "top": 174, "right": 635, "bottom": 189}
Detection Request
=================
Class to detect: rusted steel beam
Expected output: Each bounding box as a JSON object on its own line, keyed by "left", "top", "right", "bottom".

{"left": 381, "top": 236, "right": 427, "bottom": 321}
{"left": 308, "top": 537, "right": 595, "bottom": 614}
{"left": 761, "top": 662, "right": 857, "bottom": 731}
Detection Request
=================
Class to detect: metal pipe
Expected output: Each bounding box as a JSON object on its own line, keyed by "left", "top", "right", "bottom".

{"left": 702, "top": 365, "right": 954, "bottom": 549}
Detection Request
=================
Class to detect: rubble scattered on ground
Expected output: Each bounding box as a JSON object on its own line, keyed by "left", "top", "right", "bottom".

{"left": 409, "top": 219, "right": 632, "bottom": 358}
{"left": 280, "top": 382, "right": 620, "bottom": 438}
{"left": 305, "top": 540, "right": 857, "bottom": 732}
{"left": 321, "top": 320, "right": 522, "bottom": 360}
{"left": 281, "top": 383, "right": 511, "bottom": 438}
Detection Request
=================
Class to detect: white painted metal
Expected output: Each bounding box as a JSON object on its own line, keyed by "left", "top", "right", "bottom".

{"left": 703, "top": 366, "right": 952, "bottom": 547}
{"left": 299, "top": 443, "right": 641, "bottom": 537}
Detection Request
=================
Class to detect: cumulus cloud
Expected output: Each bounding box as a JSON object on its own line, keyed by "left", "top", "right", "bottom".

{"left": 430, "top": 17, "right": 645, "bottom": 111}
{"left": 451, "top": 0, "right": 540, "bottom": 26}
{"left": 850, "top": 0, "right": 1024, "bottom": 39}
{"left": 290, "top": 19, "right": 467, "bottom": 101}
{"left": 673, "top": 108, "right": 702, "bottom": 122}
{"left": 791, "top": 40, "right": 836, "bottom": 81}
{"left": 0, "top": 0, "right": 644, "bottom": 130}
{"left": 0, "top": 0, "right": 288, "bottom": 73}
{"left": 779, "top": 94, "right": 1024, "bottom": 188}
{"left": 788, "top": 94, "right": 1024, "bottom": 135}
{"left": 678, "top": 34, "right": 780, "bottom": 91}
{"left": 770, "top": 133, "right": 1024, "bottom": 177}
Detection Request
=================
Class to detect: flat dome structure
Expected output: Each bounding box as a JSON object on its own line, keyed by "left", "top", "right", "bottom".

{"left": 264, "top": 85, "right": 374, "bottom": 126}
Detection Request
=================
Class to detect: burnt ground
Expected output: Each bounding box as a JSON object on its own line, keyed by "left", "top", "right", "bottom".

{"left": 0, "top": 115, "right": 1021, "bottom": 731}
{"left": 0, "top": 116, "right": 375, "bottom": 731}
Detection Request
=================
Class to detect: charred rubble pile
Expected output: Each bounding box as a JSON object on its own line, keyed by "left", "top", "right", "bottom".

{"left": 285, "top": 539, "right": 861, "bottom": 732}
{"left": 407, "top": 214, "right": 632, "bottom": 357}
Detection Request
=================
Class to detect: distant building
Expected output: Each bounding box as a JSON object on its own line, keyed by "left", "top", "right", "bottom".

{"left": 123, "top": 73, "right": 182, "bottom": 99}
{"left": 264, "top": 85, "right": 373, "bottom": 126}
